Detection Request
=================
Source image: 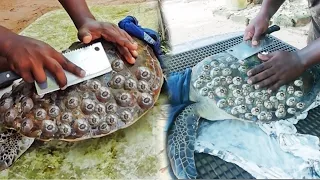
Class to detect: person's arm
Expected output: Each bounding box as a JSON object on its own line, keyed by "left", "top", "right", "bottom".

{"left": 298, "top": 38, "right": 320, "bottom": 69}
{"left": 58, "top": 0, "right": 96, "bottom": 29}
{"left": 258, "top": 0, "right": 286, "bottom": 20}
{"left": 0, "top": 25, "right": 18, "bottom": 58}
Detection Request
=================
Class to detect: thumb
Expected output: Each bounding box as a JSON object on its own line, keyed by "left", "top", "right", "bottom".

{"left": 252, "top": 27, "right": 264, "bottom": 46}
{"left": 78, "top": 28, "right": 92, "bottom": 44}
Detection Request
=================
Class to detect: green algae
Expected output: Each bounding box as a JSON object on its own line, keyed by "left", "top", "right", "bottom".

{"left": 0, "top": 2, "right": 166, "bottom": 180}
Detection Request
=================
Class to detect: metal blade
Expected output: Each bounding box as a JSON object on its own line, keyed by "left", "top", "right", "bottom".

{"left": 35, "top": 42, "right": 112, "bottom": 96}
{"left": 226, "top": 37, "right": 273, "bottom": 61}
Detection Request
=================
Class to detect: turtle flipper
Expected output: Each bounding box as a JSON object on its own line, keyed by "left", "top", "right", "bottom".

{"left": 167, "top": 104, "right": 199, "bottom": 179}
{"left": 0, "top": 129, "right": 34, "bottom": 170}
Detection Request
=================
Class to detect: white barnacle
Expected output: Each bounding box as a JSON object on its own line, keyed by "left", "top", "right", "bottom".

{"left": 231, "top": 106, "right": 238, "bottom": 115}
{"left": 226, "top": 76, "right": 233, "bottom": 84}
{"left": 210, "top": 67, "right": 221, "bottom": 77}
{"left": 235, "top": 97, "right": 245, "bottom": 105}
{"left": 276, "top": 91, "right": 286, "bottom": 101}
{"left": 255, "top": 99, "right": 263, "bottom": 107}
{"left": 257, "top": 111, "right": 267, "bottom": 121}
{"left": 229, "top": 84, "right": 237, "bottom": 91}
{"left": 245, "top": 113, "right": 253, "bottom": 120}
{"left": 232, "top": 89, "right": 242, "bottom": 98}
{"left": 232, "top": 76, "right": 242, "bottom": 85}
{"left": 202, "top": 64, "right": 212, "bottom": 72}
{"left": 269, "top": 96, "right": 278, "bottom": 102}
{"left": 238, "top": 65, "right": 247, "bottom": 73}
{"left": 275, "top": 108, "right": 286, "bottom": 118}
{"left": 225, "top": 56, "right": 235, "bottom": 62}
{"left": 286, "top": 97, "right": 296, "bottom": 107}
{"left": 227, "top": 98, "right": 235, "bottom": 106}
{"left": 210, "top": 60, "right": 219, "bottom": 67}
{"left": 208, "top": 91, "right": 215, "bottom": 99}
{"left": 237, "top": 105, "right": 247, "bottom": 114}
{"left": 217, "top": 99, "right": 227, "bottom": 108}
{"left": 200, "top": 87, "right": 209, "bottom": 96}
{"left": 215, "top": 87, "right": 228, "bottom": 98}
{"left": 264, "top": 101, "right": 273, "bottom": 109}
{"left": 219, "top": 63, "right": 227, "bottom": 68}
{"left": 242, "top": 84, "right": 253, "bottom": 91}
{"left": 222, "top": 68, "right": 232, "bottom": 76}
{"left": 287, "top": 108, "right": 296, "bottom": 115}
{"left": 266, "top": 112, "right": 273, "bottom": 120}
{"left": 193, "top": 80, "right": 204, "bottom": 89}
{"left": 245, "top": 96, "right": 254, "bottom": 105}
{"left": 206, "top": 82, "right": 214, "bottom": 89}
{"left": 251, "top": 107, "right": 260, "bottom": 116}
{"left": 212, "top": 77, "right": 221, "bottom": 86}
{"left": 262, "top": 92, "right": 269, "bottom": 100}
{"left": 220, "top": 76, "right": 227, "bottom": 86}
{"left": 294, "top": 80, "right": 303, "bottom": 87}
{"left": 242, "top": 89, "right": 249, "bottom": 96}
{"left": 255, "top": 92, "right": 263, "bottom": 99}
{"left": 294, "top": 91, "right": 303, "bottom": 98}
{"left": 230, "top": 63, "right": 240, "bottom": 69}
{"left": 249, "top": 92, "right": 255, "bottom": 98}
{"left": 296, "top": 102, "right": 305, "bottom": 109}
{"left": 287, "top": 86, "right": 295, "bottom": 95}
{"left": 278, "top": 104, "right": 285, "bottom": 109}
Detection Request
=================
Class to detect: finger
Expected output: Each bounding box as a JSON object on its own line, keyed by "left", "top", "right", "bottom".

{"left": 119, "top": 29, "right": 138, "bottom": 56}
{"left": 257, "top": 53, "right": 272, "bottom": 61}
{"left": 116, "top": 44, "right": 135, "bottom": 64}
{"left": 54, "top": 53, "right": 86, "bottom": 78}
{"left": 78, "top": 27, "right": 93, "bottom": 44}
{"left": 44, "top": 59, "right": 68, "bottom": 88}
{"left": 268, "top": 81, "right": 284, "bottom": 92}
{"left": 102, "top": 28, "right": 137, "bottom": 51}
{"left": 19, "top": 70, "right": 34, "bottom": 83}
{"left": 30, "top": 64, "right": 47, "bottom": 88}
{"left": 252, "top": 27, "right": 264, "bottom": 46}
{"left": 247, "top": 62, "right": 272, "bottom": 77}
{"left": 244, "top": 28, "right": 254, "bottom": 41}
{"left": 247, "top": 68, "right": 276, "bottom": 86}
{"left": 253, "top": 73, "right": 278, "bottom": 89}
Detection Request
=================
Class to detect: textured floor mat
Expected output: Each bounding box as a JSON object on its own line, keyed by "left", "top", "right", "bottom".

{"left": 163, "top": 34, "right": 320, "bottom": 179}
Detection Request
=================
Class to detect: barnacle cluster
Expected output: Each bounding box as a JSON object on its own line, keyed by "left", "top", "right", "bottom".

{"left": 193, "top": 53, "right": 313, "bottom": 122}
{"left": 0, "top": 41, "right": 163, "bottom": 141}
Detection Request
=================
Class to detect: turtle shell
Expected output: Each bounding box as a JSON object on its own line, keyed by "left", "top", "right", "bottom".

{"left": 190, "top": 52, "right": 320, "bottom": 122}
{"left": 0, "top": 38, "right": 163, "bottom": 141}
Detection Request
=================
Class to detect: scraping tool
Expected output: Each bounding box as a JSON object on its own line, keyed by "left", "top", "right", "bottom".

{"left": 0, "top": 42, "right": 112, "bottom": 96}
{"left": 226, "top": 25, "right": 280, "bottom": 61}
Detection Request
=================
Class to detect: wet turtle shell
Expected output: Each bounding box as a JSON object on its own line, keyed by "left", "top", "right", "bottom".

{"left": 0, "top": 38, "right": 163, "bottom": 142}
{"left": 189, "top": 52, "right": 320, "bottom": 122}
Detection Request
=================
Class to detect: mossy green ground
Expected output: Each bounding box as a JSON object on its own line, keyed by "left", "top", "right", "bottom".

{"left": 0, "top": 3, "right": 168, "bottom": 179}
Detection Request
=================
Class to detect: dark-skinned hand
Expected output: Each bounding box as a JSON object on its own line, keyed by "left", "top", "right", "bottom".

{"left": 77, "top": 19, "right": 138, "bottom": 64}
{"left": 5, "top": 35, "right": 85, "bottom": 89}
{"left": 246, "top": 51, "right": 305, "bottom": 92}
{"left": 244, "top": 13, "right": 270, "bottom": 45}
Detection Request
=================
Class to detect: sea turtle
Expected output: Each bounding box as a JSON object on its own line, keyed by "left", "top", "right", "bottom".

{"left": 166, "top": 52, "right": 320, "bottom": 179}
{"left": 0, "top": 37, "right": 163, "bottom": 170}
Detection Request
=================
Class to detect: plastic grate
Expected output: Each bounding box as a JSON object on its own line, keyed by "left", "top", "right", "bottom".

{"left": 163, "top": 34, "right": 320, "bottom": 179}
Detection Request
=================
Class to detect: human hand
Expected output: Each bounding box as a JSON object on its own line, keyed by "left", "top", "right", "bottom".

{"left": 4, "top": 35, "right": 85, "bottom": 89}
{"left": 77, "top": 19, "right": 138, "bottom": 64}
{"left": 246, "top": 51, "right": 306, "bottom": 92}
{"left": 244, "top": 13, "right": 270, "bottom": 45}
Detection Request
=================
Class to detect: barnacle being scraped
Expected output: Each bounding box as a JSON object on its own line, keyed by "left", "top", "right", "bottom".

{"left": 0, "top": 38, "right": 163, "bottom": 142}
{"left": 191, "top": 52, "right": 318, "bottom": 122}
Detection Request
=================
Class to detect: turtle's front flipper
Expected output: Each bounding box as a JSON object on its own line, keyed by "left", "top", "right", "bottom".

{"left": 0, "top": 129, "right": 34, "bottom": 170}
{"left": 167, "top": 104, "right": 199, "bottom": 179}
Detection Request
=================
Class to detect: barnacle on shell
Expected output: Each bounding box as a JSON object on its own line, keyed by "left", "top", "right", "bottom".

{"left": 136, "top": 67, "right": 152, "bottom": 81}
{"left": 111, "top": 59, "right": 125, "bottom": 72}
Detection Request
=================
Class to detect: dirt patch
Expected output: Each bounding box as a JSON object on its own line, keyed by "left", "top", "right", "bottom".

{"left": 0, "top": 0, "right": 155, "bottom": 33}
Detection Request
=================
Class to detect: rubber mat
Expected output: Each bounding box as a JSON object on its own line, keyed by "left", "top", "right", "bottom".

{"left": 162, "top": 34, "right": 320, "bottom": 179}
